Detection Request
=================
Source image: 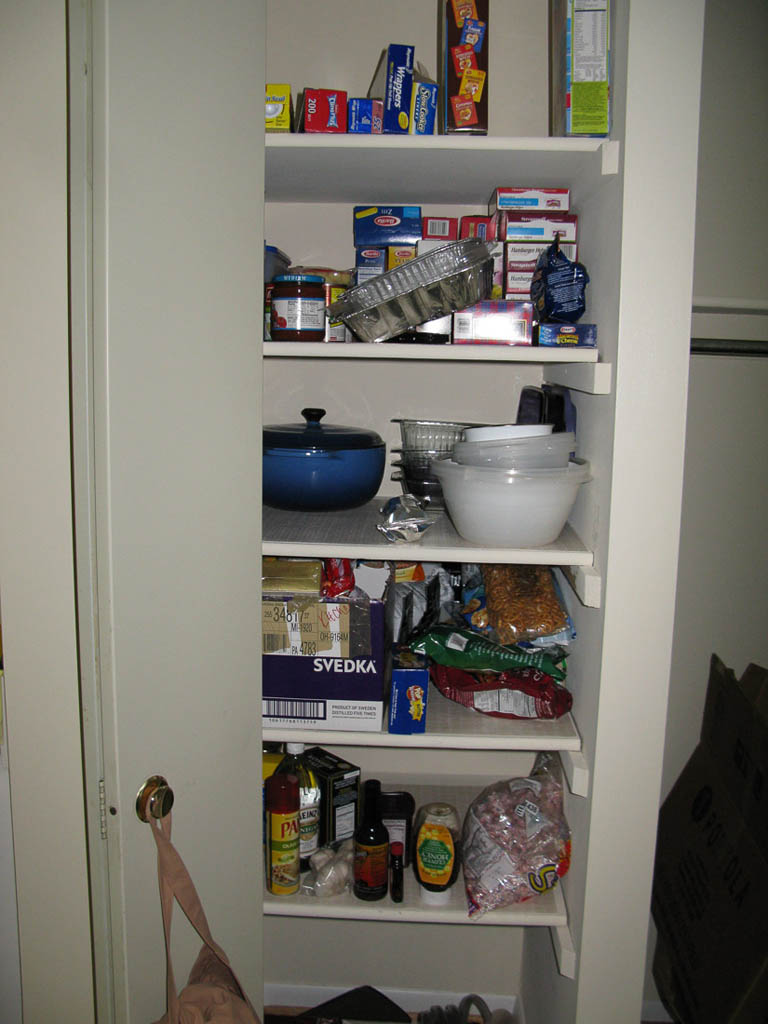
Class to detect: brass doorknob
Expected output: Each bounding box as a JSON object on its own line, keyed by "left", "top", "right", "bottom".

{"left": 135, "top": 775, "right": 175, "bottom": 822}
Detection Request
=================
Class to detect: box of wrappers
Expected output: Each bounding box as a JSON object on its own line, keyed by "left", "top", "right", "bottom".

{"left": 262, "top": 591, "right": 388, "bottom": 731}
{"left": 368, "top": 44, "right": 415, "bottom": 134}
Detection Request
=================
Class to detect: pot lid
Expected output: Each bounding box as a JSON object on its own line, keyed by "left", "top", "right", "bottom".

{"left": 263, "top": 408, "right": 385, "bottom": 451}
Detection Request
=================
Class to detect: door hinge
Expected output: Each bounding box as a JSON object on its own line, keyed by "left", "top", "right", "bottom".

{"left": 99, "top": 778, "right": 108, "bottom": 840}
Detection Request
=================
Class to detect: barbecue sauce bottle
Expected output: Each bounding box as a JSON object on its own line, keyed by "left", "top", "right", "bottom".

{"left": 353, "top": 779, "right": 389, "bottom": 901}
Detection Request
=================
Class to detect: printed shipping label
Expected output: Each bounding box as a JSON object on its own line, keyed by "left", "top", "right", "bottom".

{"left": 262, "top": 600, "right": 351, "bottom": 657}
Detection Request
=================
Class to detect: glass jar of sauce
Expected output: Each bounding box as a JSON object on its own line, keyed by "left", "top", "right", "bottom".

{"left": 270, "top": 274, "right": 326, "bottom": 342}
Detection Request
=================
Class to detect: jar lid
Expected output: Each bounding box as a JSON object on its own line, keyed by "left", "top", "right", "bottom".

{"left": 273, "top": 274, "right": 325, "bottom": 284}
{"left": 263, "top": 408, "right": 385, "bottom": 452}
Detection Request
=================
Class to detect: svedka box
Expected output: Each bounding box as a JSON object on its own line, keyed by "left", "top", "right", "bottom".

{"left": 262, "top": 594, "right": 387, "bottom": 731}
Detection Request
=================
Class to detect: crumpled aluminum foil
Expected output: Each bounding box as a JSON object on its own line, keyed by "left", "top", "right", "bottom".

{"left": 377, "top": 494, "right": 439, "bottom": 543}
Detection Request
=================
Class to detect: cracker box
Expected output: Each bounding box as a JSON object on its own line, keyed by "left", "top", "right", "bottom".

{"left": 453, "top": 300, "right": 534, "bottom": 345}
{"left": 490, "top": 187, "right": 571, "bottom": 213}
{"left": 303, "top": 747, "right": 360, "bottom": 846}
{"left": 388, "top": 648, "right": 429, "bottom": 735}
{"left": 368, "top": 44, "right": 415, "bottom": 134}
{"left": 422, "top": 216, "right": 459, "bottom": 241}
{"left": 265, "top": 84, "right": 292, "bottom": 133}
{"left": 348, "top": 97, "right": 384, "bottom": 134}
{"left": 549, "top": 0, "right": 611, "bottom": 137}
{"left": 440, "top": 0, "right": 489, "bottom": 134}
{"left": 500, "top": 212, "right": 578, "bottom": 244}
{"left": 298, "top": 88, "right": 348, "bottom": 133}
{"left": 535, "top": 322, "right": 597, "bottom": 347}
{"left": 262, "top": 593, "right": 388, "bottom": 731}
{"left": 353, "top": 206, "right": 422, "bottom": 246}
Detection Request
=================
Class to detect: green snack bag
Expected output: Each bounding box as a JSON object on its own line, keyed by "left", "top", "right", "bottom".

{"left": 409, "top": 625, "right": 566, "bottom": 681}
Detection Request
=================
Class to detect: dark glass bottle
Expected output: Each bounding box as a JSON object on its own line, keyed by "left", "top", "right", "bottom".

{"left": 389, "top": 841, "right": 404, "bottom": 903}
{"left": 353, "top": 779, "right": 389, "bottom": 901}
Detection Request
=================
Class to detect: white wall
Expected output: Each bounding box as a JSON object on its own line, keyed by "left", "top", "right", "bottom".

{"left": 644, "top": 0, "right": 768, "bottom": 1017}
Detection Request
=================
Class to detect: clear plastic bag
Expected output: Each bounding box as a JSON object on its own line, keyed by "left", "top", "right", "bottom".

{"left": 461, "top": 752, "right": 571, "bottom": 918}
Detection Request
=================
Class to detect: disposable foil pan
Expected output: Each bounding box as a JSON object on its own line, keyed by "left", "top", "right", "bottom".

{"left": 327, "top": 238, "right": 494, "bottom": 343}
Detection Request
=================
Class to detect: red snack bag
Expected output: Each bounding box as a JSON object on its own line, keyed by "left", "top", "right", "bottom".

{"left": 430, "top": 663, "right": 572, "bottom": 720}
{"left": 321, "top": 558, "right": 355, "bottom": 598}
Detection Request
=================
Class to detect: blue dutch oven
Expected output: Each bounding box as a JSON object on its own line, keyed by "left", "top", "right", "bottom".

{"left": 263, "top": 407, "right": 386, "bottom": 511}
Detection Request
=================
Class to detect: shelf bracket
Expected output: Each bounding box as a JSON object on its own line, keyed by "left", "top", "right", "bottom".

{"left": 600, "top": 140, "right": 620, "bottom": 176}
{"left": 560, "top": 749, "right": 590, "bottom": 798}
{"left": 562, "top": 564, "right": 602, "bottom": 608}
{"left": 551, "top": 922, "right": 578, "bottom": 979}
{"left": 543, "top": 361, "right": 612, "bottom": 395}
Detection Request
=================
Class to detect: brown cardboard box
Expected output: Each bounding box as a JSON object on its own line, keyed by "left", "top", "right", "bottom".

{"left": 652, "top": 654, "right": 768, "bottom": 1024}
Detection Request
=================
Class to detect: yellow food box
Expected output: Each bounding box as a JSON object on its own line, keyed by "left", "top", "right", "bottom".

{"left": 265, "top": 84, "right": 292, "bottom": 132}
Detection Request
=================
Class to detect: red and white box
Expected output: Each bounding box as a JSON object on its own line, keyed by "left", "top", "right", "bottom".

{"left": 460, "top": 215, "right": 493, "bottom": 240}
{"left": 422, "top": 216, "right": 459, "bottom": 241}
{"left": 452, "top": 300, "right": 534, "bottom": 346}
{"left": 489, "top": 187, "right": 571, "bottom": 213}
{"left": 299, "top": 89, "right": 348, "bottom": 133}
{"left": 505, "top": 241, "right": 578, "bottom": 271}
{"left": 499, "top": 212, "right": 578, "bottom": 244}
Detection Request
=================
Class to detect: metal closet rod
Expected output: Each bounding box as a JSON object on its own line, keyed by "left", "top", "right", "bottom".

{"left": 690, "top": 338, "right": 768, "bottom": 357}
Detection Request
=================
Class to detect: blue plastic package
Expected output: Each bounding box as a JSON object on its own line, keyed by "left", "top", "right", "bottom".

{"left": 530, "top": 238, "right": 589, "bottom": 323}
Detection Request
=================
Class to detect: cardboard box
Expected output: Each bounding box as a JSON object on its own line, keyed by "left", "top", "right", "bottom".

{"left": 549, "top": 0, "right": 611, "bottom": 137}
{"left": 652, "top": 655, "right": 768, "bottom": 1024}
{"left": 460, "top": 215, "right": 492, "bottom": 240}
{"left": 388, "top": 647, "right": 429, "bottom": 735}
{"left": 410, "top": 71, "right": 439, "bottom": 135}
{"left": 387, "top": 245, "right": 418, "bottom": 271}
{"left": 367, "top": 44, "right": 415, "bottom": 134}
{"left": 353, "top": 206, "right": 422, "bottom": 247}
{"left": 422, "top": 216, "right": 459, "bottom": 241}
{"left": 490, "top": 187, "right": 570, "bottom": 212}
{"left": 505, "top": 241, "right": 578, "bottom": 271}
{"left": 298, "top": 88, "right": 347, "bottom": 133}
{"left": 440, "top": 0, "right": 489, "bottom": 134}
{"left": 453, "top": 300, "right": 534, "bottom": 345}
{"left": 265, "top": 84, "right": 292, "bottom": 132}
{"left": 303, "top": 746, "right": 360, "bottom": 847}
{"left": 347, "top": 98, "right": 384, "bottom": 134}
{"left": 535, "top": 322, "right": 597, "bottom": 347}
{"left": 262, "top": 594, "right": 388, "bottom": 731}
{"left": 500, "top": 212, "right": 578, "bottom": 243}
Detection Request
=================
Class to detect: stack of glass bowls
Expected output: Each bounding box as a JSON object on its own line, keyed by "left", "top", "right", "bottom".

{"left": 390, "top": 418, "right": 475, "bottom": 508}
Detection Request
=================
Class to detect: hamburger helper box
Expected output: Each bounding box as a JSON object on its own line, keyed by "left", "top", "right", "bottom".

{"left": 489, "top": 187, "right": 571, "bottom": 212}
{"left": 499, "top": 212, "right": 578, "bottom": 243}
{"left": 262, "top": 587, "right": 389, "bottom": 731}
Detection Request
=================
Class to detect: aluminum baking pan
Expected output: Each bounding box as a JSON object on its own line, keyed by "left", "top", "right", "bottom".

{"left": 327, "top": 238, "right": 494, "bottom": 343}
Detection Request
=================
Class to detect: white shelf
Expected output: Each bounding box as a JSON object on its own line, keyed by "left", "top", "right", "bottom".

{"left": 264, "top": 866, "right": 567, "bottom": 927}
{"left": 265, "top": 134, "right": 612, "bottom": 204}
{"left": 263, "top": 686, "right": 583, "bottom": 753}
{"left": 262, "top": 500, "right": 594, "bottom": 567}
{"left": 264, "top": 341, "right": 600, "bottom": 364}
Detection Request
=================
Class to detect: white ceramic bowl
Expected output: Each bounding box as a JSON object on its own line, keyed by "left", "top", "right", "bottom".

{"left": 431, "top": 458, "right": 591, "bottom": 547}
{"left": 462, "top": 423, "right": 553, "bottom": 442}
{"left": 453, "top": 431, "right": 576, "bottom": 470}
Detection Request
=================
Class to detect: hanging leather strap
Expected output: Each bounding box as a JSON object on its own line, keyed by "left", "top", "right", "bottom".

{"left": 148, "top": 811, "right": 249, "bottom": 1022}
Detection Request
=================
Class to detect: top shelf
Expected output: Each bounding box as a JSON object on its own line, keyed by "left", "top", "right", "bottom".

{"left": 265, "top": 135, "right": 617, "bottom": 204}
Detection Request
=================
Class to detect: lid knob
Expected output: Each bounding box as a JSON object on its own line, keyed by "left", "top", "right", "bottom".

{"left": 301, "top": 408, "right": 326, "bottom": 425}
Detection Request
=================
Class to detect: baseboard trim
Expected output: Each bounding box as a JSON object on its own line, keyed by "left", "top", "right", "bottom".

{"left": 264, "top": 985, "right": 523, "bottom": 1023}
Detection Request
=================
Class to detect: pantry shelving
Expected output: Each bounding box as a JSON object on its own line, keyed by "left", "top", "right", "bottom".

{"left": 265, "top": 134, "right": 617, "bottom": 204}
{"left": 262, "top": 502, "right": 594, "bottom": 567}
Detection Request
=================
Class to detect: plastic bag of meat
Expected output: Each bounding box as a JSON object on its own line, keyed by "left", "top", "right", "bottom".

{"left": 461, "top": 752, "right": 571, "bottom": 918}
